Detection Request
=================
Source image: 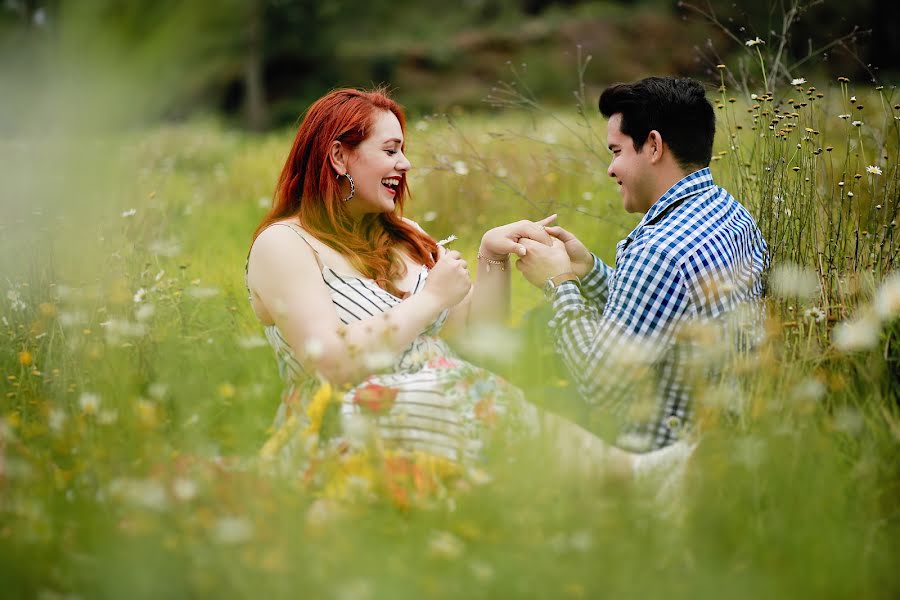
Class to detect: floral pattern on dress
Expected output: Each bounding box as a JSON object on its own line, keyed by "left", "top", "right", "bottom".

{"left": 258, "top": 241, "right": 535, "bottom": 505}
{"left": 352, "top": 383, "right": 398, "bottom": 414}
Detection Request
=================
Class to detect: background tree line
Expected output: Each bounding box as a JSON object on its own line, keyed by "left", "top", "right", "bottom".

{"left": 1, "top": 0, "right": 897, "bottom": 131}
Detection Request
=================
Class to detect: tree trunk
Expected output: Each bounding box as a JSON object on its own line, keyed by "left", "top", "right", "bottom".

{"left": 244, "top": 0, "right": 268, "bottom": 131}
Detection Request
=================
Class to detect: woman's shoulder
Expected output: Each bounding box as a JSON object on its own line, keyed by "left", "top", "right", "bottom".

{"left": 257, "top": 219, "right": 306, "bottom": 238}
{"left": 254, "top": 220, "right": 321, "bottom": 250}
{"left": 248, "top": 221, "right": 321, "bottom": 274}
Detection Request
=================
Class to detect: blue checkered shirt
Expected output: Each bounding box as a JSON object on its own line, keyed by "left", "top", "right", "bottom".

{"left": 548, "top": 168, "right": 769, "bottom": 452}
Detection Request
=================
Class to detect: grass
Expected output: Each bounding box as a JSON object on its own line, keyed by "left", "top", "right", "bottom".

{"left": 1, "top": 77, "right": 899, "bottom": 598}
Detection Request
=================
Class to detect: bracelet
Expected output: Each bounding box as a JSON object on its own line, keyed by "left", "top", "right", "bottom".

{"left": 477, "top": 252, "right": 509, "bottom": 272}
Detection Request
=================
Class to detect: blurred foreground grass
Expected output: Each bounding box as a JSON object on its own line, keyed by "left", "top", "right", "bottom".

{"left": 1, "top": 89, "right": 899, "bottom": 598}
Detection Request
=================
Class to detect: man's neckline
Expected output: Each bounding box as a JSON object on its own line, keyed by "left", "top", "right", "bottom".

{"left": 633, "top": 168, "right": 715, "bottom": 233}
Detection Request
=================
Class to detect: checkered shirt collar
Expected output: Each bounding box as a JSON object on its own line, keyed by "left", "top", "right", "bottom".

{"left": 626, "top": 167, "right": 716, "bottom": 240}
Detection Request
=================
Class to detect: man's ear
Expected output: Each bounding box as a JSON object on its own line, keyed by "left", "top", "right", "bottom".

{"left": 647, "top": 130, "right": 664, "bottom": 164}
{"left": 328, "top": 140, "right": 349, "bottom": 175}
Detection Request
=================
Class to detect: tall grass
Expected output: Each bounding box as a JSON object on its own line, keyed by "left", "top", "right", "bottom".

{"left": 2, "top": 65, "right": 899, "bottom": 600}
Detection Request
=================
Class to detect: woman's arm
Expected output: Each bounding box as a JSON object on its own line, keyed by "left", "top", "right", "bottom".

{"left": 247, "top": 226, "right": 470, "bottom": 385}
{"left": 443, "top": 216, "right": 558, "bottom": 331}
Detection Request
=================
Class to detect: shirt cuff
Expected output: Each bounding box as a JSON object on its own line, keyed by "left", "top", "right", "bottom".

{"left": 547, "top": 281, "right": 584, "bottom": 329}
{"left": 579, "top": 254, "right": 611, "bottom": 306}
{"left": 580, "top": 254, "right": 605, "bottom": 288}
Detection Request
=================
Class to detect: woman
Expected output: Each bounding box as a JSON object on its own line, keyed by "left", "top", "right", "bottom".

{"left": 246, "top": 88, "right": 630, "bottom": 472}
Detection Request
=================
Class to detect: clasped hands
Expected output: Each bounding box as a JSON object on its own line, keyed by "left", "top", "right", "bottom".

{"left": 479, "top": 215, "right": 594, "bottom": 289}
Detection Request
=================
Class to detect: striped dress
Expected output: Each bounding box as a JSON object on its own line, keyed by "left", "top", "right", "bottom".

{"left": 259, "top": 223, "right": 531, "bottom": 463}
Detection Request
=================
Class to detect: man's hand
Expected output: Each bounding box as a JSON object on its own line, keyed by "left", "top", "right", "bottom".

{"left": 516, "top": 237, "right": 573, "bottom": 288}
{"left": 544, "top": 225, "right": 594, "bottom": 279}
{"left": 479, "top": 215, "right": 557, "bottom": 259}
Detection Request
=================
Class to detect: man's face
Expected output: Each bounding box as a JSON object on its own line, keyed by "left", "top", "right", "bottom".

{"left": 606, "top": 113, "right": 655, "bottom": 214}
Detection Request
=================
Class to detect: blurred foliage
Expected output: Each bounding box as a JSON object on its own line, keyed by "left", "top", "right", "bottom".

{"left": 0, "top": 0, "right": 251, "bottom": 131}
{"left": 1, "top": 85, "right": 899, "bottom": 597}
{"left": 2, "top": 0, "right": 896, "bottom": 130}
{"left": 1, "top": 3, "right": 899, "bottom": 597}
{"left": 681, "top": 0, "right": 899, "bottom": 88}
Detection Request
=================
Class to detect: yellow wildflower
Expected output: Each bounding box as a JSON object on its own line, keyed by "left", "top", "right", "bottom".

{"left": 323, "top": 451, "right": 378, "bottom": 499}
{"left": 136, "top": 399, "right": 159, "bottom": 427}
{"left": 410, "top": 449, "right": 463, "bottom": 481}
{"left": 260, "top": 382, "right": 334, "bottom": 461}
{"left": 303, "top": 382, "right": 334, "bottom": 437}
{"left": 259, "top": 414, "right": 300, "bottom": 460}
{"left": 5, "top": 412, "right": 21, "bottom": 428}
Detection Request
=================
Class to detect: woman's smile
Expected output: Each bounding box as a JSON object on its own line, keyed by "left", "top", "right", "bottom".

{"left": 381, "top": 177, "right": 401, "bottom": 196}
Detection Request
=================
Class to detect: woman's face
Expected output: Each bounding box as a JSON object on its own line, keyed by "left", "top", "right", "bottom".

{"left": 345, "top": 110, "right": 411, "bottom": 218}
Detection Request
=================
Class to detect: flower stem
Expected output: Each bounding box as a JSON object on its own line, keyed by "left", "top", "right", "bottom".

{"left": 755, "top": 47, "right": 769, "bottom": 93}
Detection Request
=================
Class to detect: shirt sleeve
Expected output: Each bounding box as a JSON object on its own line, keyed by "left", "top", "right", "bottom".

{"left": 548, "top": 244, "right": 690, "bottom": 412}
{"left": 578, "top": 254, "right": 614, "bottom": 310}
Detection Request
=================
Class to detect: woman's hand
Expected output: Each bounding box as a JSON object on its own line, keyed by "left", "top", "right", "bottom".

{"left": 545, "top": 225, "right": 594, "bottom": 279}
{"left": 422, "top": 250, "right": 471, "bottom": 309}
{"left": 516, "top": 238, "right": 574, "bottom": 288}
{"left": 479, "top": 215, "right": 558, "bottom": 259}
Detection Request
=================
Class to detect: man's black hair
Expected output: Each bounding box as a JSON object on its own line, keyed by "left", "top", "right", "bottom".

{"left": 598, "top": 76, "right": 715, "bottom": 170}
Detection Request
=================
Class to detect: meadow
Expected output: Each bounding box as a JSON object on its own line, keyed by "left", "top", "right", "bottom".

{"left": 1, "top": 74, "right": 899, "bottom": 598}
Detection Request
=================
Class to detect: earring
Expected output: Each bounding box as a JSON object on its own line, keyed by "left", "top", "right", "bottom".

{"left": 337, "top": 172, "right": 354, "bottom": 202}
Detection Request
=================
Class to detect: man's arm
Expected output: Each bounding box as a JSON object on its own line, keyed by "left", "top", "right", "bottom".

{"left": 548, "top": 244, "right": 690, "bottom": 412}
{"left": 542, "top": 225, "right": 612, "bottom": 310}
{"left": 578, "top": 254, "right": 614, "bottom": 310}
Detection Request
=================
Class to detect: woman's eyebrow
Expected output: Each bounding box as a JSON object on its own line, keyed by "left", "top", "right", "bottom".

{"left": 383, "top": 137, "right": 403, "bottom": 145}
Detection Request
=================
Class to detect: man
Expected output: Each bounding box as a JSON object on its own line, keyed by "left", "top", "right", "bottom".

{"left": 516, "top": 76, "right": 769, "bottom": 453}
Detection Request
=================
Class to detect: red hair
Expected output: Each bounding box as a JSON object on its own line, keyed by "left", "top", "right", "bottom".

{"left": 253, "top": 88, "right": 437, "bottom": 298}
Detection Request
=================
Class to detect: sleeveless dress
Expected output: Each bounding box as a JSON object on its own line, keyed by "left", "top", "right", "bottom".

{"left": 255, "top": 223, "right": 533, "bottom": 465}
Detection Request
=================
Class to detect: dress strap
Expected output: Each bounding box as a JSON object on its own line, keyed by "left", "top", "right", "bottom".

{"left": 245, "top": 222, "right": 327, "bottom": 302}
{"left": 262, "top": 222, "right": 325, "bottom": 272}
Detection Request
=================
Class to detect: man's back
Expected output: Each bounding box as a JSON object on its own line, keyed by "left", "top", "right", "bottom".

{"left": 629, "top": 174, "right": 768, "bottom": 321}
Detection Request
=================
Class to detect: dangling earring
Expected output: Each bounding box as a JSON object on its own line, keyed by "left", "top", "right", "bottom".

{"left": 337, "top": 172, "right": 354, "bottom": 202}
